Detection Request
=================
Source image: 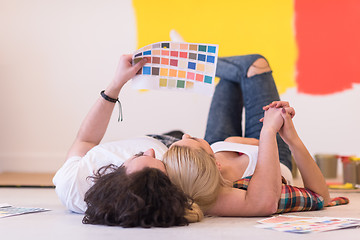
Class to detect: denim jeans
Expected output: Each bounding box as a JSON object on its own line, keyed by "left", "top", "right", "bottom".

{"left": 204, "top": 55, "right": 292, "bottom": 170}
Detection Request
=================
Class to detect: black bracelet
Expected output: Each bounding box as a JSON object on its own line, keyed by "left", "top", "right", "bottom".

{"left": 100, "top": 90, "right": 123, "bottom": 122}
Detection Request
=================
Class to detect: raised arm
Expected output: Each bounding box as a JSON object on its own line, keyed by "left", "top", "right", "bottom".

{"left": 278, "top": 104, "right": 330, "bottom": 205}
{"left": 66, "top": 55, "right": 146, "bottom": 159}
{"left": 210, "top": 107, "right": 285, "bottom": 217}
{"left": 243, "top": 107, "right": 284, "bottom": 214}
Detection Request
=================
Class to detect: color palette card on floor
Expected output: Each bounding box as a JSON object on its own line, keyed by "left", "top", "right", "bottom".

{"left": 132, "top": 41, "right": 219, "bottom": 95}
{"left": 0, "top": 204, "right": 49, "bottom": 218}
{"left": 257, "top": 215, "right": 360, "bottom": 233}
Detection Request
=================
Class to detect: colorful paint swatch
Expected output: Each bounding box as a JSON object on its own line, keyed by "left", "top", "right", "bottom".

{"left": 161, "top": 42, "right": 170, "bottom": 48}
{"left": 189, "top": 44, "right": 197, "bottom": 51}
{"left": 171, "top": 43, "right": 180, "bottom": 49}
{"left": 186, "top": 81, "right": 194, "bottom": 89}
{"left": 169, "top": 69, "right": 177, "bottom": 77}
{"left": 204, "top": 75, "right": 213, "bottom": 84}
{"left": 160, "top": 68, "right": 168, "bottom": 76}
{"left": 152, "top": 49, "right": 161, "bottom": 55}
{"left": 186, "top": 72, "right": 195, "bottom": 80}
{"left": 188, "top": 62, "right": 196, "bottom": 70}
{"left": 180, "top": 43, "right": 188, "bottom": 50}
{"left": 196, "top": 63, "right": 205, "bottom": 71}
{"left": 178, "top": 59, "right": 187, "bottom": 69}
{"left": 132, "top": 41, "right": 218, "bottom": 95}
{"left": 161, "top": 58, "right": 169, "bottom": 65}
{"left": 161, "top": 50, "right": 169, "bottom": 56}
{"left": 189, "top": 53, "right": 197, "bottom": 60}
{"left": 144, "top": 56, "right": 151, "bottom": 63}
{"left": 133, "top": 58, "right": 142, "bottom": 64}
{"left": 198, "top": 45, "right": 207, "bottom": 52}
{"left": 205, "top": 64, "right": 214, "bottom": 74}
{"left": 195, "top": 74, "right": 204, "bottom": 82}
{"left": 159, "top": 78, "right": 167, "bottom": 87}
{"left": 207, "top": 46, "right": 216, "bottom": 53}
{"left": 198, "top": 54, "right": 206, "bottom": 62}
{"left": 171, "top": 51, "right": 179, "bottom": 57}
{"left": 152, "top": 57, "right": 160, "bottom": 64}
{"left": 143, "top": 66, "right": 151, "bottom": 75}
{"left": 170, "top": 59, "right": 178, "bottom": 67}
{"left": 206, "top": 55, "right": 215, "bottom": 63}
{"left": 179, "top": 52, "right": 188, "bottom": 58}
{"left": 152, "top": 67, "right": 159, "bottom": 75}
{"left": 168, "top": 79, "right": 176, "bottom": 88}
{"left": 177, "top": 80, "right": 185, "bottom": 88}
{"left": 178, "top": 70, "right": 186, "bottom": 78}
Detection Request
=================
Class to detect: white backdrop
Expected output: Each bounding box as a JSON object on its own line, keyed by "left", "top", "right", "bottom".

{"left": 0, "top": 0, "right": 359, "bottom": 173}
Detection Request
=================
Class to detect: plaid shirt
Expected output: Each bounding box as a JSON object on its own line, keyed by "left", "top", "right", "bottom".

{"left": 147, "top": 134, "right": 180, "bottom": 148}
{"left": 233, "top": 176, "right": 349, "bottom": 213}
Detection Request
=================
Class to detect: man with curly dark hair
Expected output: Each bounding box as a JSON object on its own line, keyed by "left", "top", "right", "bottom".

{"left": 53, "top": 55, "right": 192, "bottom": 227}
{"left": 83, "top": 165, "right": 190, "bottom": 227}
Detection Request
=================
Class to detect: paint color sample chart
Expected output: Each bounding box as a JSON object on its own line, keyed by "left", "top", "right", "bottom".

{"left": 132, "top": 41, "right": 218, "bottom": 95}
{"left": 0, "top": 205, "right": 49, "bottom": 218}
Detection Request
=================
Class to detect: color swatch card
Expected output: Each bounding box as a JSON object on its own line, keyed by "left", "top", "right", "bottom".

{"left": 257, "top": 215, "right": 360, "bottom": 233}
{"left": 132, "top": 41, "right": 219, "bottom": 95}
{"left": 0, "top": 204, "right": 49, "bottom": 218}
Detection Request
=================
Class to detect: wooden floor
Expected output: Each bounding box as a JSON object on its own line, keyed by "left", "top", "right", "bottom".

{"left": 0, "top": 172, "right": 55, "bottom": 187}
{"left": 1, "top": 187, "right": 359, "bottom": 240}
{"left": 0, "top": 172, "right": 359, "bottom": 239}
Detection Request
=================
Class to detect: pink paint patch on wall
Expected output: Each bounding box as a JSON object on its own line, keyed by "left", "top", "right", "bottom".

{"left": 295, "top": 0, "right": 360, "bottom": 95}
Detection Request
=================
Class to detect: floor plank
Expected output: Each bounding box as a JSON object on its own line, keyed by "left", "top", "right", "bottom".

{"left": 0, "top": 172, "right": 55, "bottom": 187}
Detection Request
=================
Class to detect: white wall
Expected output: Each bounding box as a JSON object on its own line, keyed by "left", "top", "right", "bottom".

{"left": 0, "top": 0, "right": 359, "bottom": 173}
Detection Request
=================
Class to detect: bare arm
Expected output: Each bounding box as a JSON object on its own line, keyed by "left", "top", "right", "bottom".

{"left": 263, "top": 101, "right": 330, "bottom": 205}
{"left": 278, "top": 106, "right": 330, "bottom": 205}
{"left": 210, "top": 102, "right": 329, "bottom": 216}
{"left": 243, "top": 107, "right": 283, "bottom": 214}
{"left": 209, "top": 107, "right": 284, "bottom": 216}
{"left": 66, "top": 55, "right": 146, "bottom": 159}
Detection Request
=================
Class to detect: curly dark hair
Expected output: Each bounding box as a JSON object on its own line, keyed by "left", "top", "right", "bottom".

{"left": 82, "top": 164, "right": 190, "bottom": 228}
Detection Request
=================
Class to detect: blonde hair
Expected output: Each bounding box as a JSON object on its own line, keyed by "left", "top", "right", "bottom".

{"left": 163, "top": 145, "right": 229, "bottom": 222}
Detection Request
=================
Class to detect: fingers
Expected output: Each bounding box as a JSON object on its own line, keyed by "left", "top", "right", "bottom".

{"left": 287, "top": 107, "right": 295, "bottom": 118}
{"left": 122, "top": 54, "right": 133, "bottom": 61}
{"left": 281, "top": 106, "right": 295, "bottom": 119}
{"left": 262, "top": 101, "right": 290, "bottom": 111}
{"left": 259, "top": 106, "right": 282, "bottom": 123}
{"left": 113, "top": 55, "right": 148, "bottom": 85}
{"left": 260, "top": 102, "right": 295, "bottom": 122}
{"left": 132, "top": 57, "right": 147, "bottom": 74}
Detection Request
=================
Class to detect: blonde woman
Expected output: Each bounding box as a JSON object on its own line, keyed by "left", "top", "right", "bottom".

{"left": 163, "top": 55, "right": 332, "bottom": 221}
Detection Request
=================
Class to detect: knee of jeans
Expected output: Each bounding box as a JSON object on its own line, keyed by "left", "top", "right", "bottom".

{"left": 247, "top": 57, "right": 271, "bottom": 78}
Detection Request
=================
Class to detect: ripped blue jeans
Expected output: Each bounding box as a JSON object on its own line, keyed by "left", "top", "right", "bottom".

{"left": 204, "top": 54, "right": 292, "bottom": 170}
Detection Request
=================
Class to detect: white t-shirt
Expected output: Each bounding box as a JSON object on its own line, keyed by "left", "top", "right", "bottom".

{"left": 211, "top": 141, "right": 293, "bottom": 183}
{"left": 52, "top": 136, "right": 168, "bottom": 213}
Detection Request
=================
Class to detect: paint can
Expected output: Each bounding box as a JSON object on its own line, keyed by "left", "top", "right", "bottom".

{"left": 315, "top": 154, "right": 338, "bottom": 178}
{"left": 341, "top": 156, "right": 360, "bottom": 184}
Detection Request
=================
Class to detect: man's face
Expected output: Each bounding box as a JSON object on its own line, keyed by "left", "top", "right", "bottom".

{"left": 122, "top": 148, "right": 166, "bottom": 174}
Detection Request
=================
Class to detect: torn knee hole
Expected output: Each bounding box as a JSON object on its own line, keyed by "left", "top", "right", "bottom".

{"left": 247, "top": 58, "right": 271, "bottom": 78}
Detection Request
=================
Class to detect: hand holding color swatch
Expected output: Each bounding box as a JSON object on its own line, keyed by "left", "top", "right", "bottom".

{"left": 132, "top": 41, "right": 218, "bottom": 95}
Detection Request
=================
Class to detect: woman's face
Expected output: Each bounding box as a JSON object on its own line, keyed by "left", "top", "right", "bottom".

{"left": 171, "top": 134, "right": 214, "bottom": 155}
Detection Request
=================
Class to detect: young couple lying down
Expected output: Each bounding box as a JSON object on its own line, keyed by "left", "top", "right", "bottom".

{"left": 53, "top": 54, "right": 348, "bottom": 228}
